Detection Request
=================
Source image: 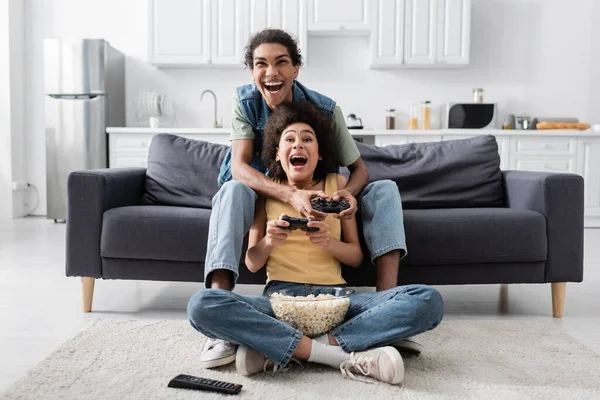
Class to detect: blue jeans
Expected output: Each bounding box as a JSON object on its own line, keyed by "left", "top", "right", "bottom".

{"left": 203, "top": 180, "right": 407, "bottom": 287}
{"left": 187, "top": 281, "right": 444, "bottom": 367}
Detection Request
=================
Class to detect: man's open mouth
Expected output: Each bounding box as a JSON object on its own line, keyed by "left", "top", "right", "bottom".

{"left": 290, "top": 155, "right": 307, "bottom": 166}
{"left": 264, "top": 81, "right": 284, "bottom": 93}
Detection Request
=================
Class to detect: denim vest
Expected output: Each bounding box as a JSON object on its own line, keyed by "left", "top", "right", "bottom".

{"left": 217, "top": 80, "right": 336, "bottom": 187}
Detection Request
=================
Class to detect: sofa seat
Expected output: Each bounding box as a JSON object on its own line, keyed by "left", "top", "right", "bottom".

{"left": 402, "top": 208, "right": 547, "bottom": 266}
{"left": 101, "top": 205, "right": 211, "bottom": 262}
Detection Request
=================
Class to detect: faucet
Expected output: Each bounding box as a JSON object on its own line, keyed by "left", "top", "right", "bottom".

{"left": 201, "top": 89, "right": 222, "bottom": 128}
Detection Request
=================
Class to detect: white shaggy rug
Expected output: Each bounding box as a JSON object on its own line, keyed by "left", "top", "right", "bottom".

{"left": 2, "top": 318, "right": 600, "bottom": 400}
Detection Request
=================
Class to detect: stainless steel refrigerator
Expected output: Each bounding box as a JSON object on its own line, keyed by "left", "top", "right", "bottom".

{"left": 44, "top": 39, "right": 125, "bottom": 221}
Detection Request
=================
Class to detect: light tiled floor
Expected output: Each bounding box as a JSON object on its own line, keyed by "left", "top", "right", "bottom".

{"left": 1, "top": 217, "right": 599, "bottom": 391}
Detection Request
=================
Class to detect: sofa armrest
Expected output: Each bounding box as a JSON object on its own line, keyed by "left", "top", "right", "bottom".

{"left": 502, "top": 170, "right": 584, "bottom": 282}
{"left": 66, "top": 168, "right": 147, "bottom": 278}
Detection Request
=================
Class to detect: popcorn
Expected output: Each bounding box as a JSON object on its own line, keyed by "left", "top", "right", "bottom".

{"left": 269, "top": 293, "right": 351, "bottom": 337}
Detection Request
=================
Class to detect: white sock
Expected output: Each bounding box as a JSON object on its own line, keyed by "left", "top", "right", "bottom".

{"left": 313, "top": 334, "right": 330, "bottom": 345}
{"left": 307, "top": 340, "right": 350, "bottom": 369}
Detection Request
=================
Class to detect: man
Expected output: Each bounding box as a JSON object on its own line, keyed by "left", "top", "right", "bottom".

{"left": 199, "top": 29, "right": 418, "bottom": 368}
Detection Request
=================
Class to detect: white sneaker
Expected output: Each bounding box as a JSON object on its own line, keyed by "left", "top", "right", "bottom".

{"left": 199, "top": 338, "right": 236, "bottom": 368}
{"left": 236, "top": 345, "right": 301, "bottom": 376}
{"left": 390, "top": 336, "right": 423, "bottom": 355}
{"left": 340, "top": 346, "right": 404, "bottom": 385}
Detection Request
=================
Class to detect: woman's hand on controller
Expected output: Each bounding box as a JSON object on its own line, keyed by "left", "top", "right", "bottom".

{"left": 289, "top": 189, "right": 327, "bottom": 220}
{"left": 265, "top": 215, "right": 291, "bottom": 247}
{"left": 306, "top": 220, "right": 331, "bottom": 249}
{"left": 332, "top": 189, "right": 357, "bottom": 219}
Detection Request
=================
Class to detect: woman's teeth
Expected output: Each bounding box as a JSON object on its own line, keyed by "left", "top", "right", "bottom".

{"left": 290, "top": 156, "right": 307, "bottom": 166}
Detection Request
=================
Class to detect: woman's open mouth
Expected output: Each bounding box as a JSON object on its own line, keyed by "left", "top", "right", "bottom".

{"left": 289, "top": 155, "right": 307, "bottom": 169}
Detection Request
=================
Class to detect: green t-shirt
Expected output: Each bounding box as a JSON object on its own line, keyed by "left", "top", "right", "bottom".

{"left": 231, "top": 95, "right": 361, "bottom": 167}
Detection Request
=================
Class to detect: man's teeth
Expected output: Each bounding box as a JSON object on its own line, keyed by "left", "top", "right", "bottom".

{"left": 265, "top": 82, "right": 283, "bottom": 86}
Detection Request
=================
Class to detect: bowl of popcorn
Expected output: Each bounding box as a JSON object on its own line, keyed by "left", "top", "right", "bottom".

{"left": 269, "top": 287, "right": 354, "bottom": 338}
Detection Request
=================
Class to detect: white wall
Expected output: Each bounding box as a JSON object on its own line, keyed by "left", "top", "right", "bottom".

{"left": 1, "top": 0, "right": 27, "bottom": 219}
{"left": 22, "top": 0, "right": 600, "bottom": 216}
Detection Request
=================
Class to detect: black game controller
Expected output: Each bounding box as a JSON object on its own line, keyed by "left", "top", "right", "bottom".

{"left": 310, "top": 197, "right": 351, "bottom": 214}
{"left": 280, "top": 215, "right": 319, "bottom": 232}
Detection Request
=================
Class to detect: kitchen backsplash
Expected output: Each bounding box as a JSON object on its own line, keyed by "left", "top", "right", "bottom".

{"left": 126, "top": 33, "right": 597, "bottom": 130}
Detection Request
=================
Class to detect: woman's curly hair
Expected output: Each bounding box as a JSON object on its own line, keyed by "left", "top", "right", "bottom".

{"left": 262, "top": 102, "right": 338, "bottom": 182}
{"left": 245, "top": 29, "right": 303, "bottom": 68}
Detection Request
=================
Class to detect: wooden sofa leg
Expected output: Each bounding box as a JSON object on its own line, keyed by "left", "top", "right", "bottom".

{"left": 551, "top": 282, "right": 566, "bottom": 318}
{"left": 82, "top": 277, "right": 95, "bottom": 313}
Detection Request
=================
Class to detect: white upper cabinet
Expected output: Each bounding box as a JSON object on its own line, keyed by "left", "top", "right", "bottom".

{"left": 369, "top": 0, "right": 405, "bottom": 68}
{"left": 211, "top": 0, "right": 246, "bottom": 65}
{"left": 307, "top": 0, "right": 369, "bottom": 34}
{"left": 247, "top": 0, "right": 308, "bottom": 65}
{"left": 437, "top": 0, "right": 470, "bottom": 64}
{"left": 148, "top": 0, "right": 210, "bottom": 66}
{"left": 404, "top": 0, "right": 438, "bottom": 65}
{"left": 148, "top": 0, "right": 245, "bottom": 66}
{"left": 403, "top": 0, "right": 470, "bottom": 67}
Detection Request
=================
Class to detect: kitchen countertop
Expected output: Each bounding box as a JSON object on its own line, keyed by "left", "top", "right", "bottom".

{"left": 107, "top": 127, "right": 600, "bottom": 136}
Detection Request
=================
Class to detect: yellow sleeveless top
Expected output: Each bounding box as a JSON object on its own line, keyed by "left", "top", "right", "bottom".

{"left": 265, "top": 174, "right": 346, "bottom": 285}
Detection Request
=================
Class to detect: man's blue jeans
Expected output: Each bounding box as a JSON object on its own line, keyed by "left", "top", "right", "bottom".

{"left": 203, "top": 179, "right": 407, "bottom": 288}
{"left": 187, "top": 281, "right": 443, "bottom": 367}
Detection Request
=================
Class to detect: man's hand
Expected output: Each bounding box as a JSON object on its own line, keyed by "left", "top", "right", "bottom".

{"left": 332, "top": 189, "right": 358, "bottom": 220}
{"left": 306, "top": 220, "right": 331, "bottom": 250}
{"left": 264, "top": 215, "right": 292, "bottom": 247}
{"left": 289, "top": 189, "right": 328, "bottom": 220}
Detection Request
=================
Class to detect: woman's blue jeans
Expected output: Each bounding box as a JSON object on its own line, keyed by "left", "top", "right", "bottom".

{"left": 203, "top": 179, "right": 407, "bottom": 288}
{"left": 187, "top": 281, "right": 443, "bottom": 367}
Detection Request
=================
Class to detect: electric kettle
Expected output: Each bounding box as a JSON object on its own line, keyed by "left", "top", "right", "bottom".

{"left": 346, "top": 114, "right": 363, "bottom": 129}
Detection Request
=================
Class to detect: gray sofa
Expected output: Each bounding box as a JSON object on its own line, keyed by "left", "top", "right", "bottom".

{"left": 66, "top": 134, "right": 584, "bottom": 317}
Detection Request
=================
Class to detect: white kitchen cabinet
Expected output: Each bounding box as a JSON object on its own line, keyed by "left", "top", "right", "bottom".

{"left": 149, "top": 0, "right": 246, "bottom": 67}
{"left": 247, "top": 0, "right": 308, "bottom": 65}
{"left": 307, "top": 0, "right": 369, "bottom": 34}
{"left": 436, "top": 0, "right": 470, "bottom": 64}
{"left": 403, "top": 0, "right": 470, "bottom": 66}
{"left": 404, "top": 0, "right": 437, "bottom": 65}
{"left": 369, "top": 0, "right": 405, "bottom": 68}
{"left": 211, "top": 0, "right": 246, "bottom": 65}
{"left": 577, "top": 138, "right": 600, "bottom": 227}
{"left": 148, "top": 0, "right": 210, "bottom": 66}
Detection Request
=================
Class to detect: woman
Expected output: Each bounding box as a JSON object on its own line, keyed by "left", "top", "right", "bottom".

{"left": 188, "top": 102, "right": 444, "bottom": 385}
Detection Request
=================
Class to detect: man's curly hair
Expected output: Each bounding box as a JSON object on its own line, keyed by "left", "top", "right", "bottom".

{"left": 245, "top": 29, "right": 303, "bottom": 68}
{"left": 262, "top": 102, "right": 337, "bottom": 182}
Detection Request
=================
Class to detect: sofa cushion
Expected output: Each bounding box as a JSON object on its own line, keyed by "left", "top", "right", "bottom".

{"left": 354, "top": 135, "right": 504, "bottom": 209}
{"left": 141, "top": 133, "right": 229, "bottom": 208}
{"left": 401, "top": 208, "right": 547, "bottom": 265}
{"left": 101, "top": 205, "right": 212, "bottom": 262}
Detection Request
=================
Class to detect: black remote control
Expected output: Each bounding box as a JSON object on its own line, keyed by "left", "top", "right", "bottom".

{"left": 167, "top": 374, "right": 242, "bottom": 395}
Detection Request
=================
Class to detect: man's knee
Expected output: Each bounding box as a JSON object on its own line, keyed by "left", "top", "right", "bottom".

{"left": 187, "top": 289, "right": 234, "bottom": 326}
{"left": 219, "top": 180, "right": 256, "bottom": 200}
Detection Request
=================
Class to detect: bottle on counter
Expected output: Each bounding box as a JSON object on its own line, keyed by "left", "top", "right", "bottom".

{"left": 385, "top": 109, "right": 396, "bottom": 129}
{"left": 408, "top": 104, "right": 419, "bottom": 130}
{"left": 473, "top": 88, "right": 484, "bottom": 103}
{"left": 421, "top": 101, "right": 431, "bottom": 130}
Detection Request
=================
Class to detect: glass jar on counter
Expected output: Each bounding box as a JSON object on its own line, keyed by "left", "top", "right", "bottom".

{"left": 385, "top": 109, "right": 396, "bottom": 129}
{"left": 473, "top": 88, "right": 484, "bottom": 103}
{"left": 421, "top": 101, "right": 431, "bottom": 130}
{"left": 408, "top": 104, "right": 419, "bottom": 130}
